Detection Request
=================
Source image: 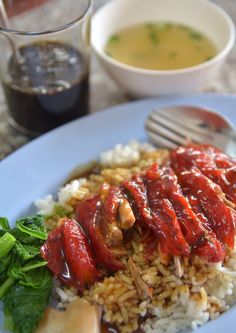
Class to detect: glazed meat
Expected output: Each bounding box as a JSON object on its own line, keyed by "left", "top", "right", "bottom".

{"left": 171, "top": 145, "right": 236, "bottom": 204}
{"left": 41, "top": 218, "right": 98, "bottom": 291}
{"left": 41, "top": 144, "right": 236, "bottom": 289}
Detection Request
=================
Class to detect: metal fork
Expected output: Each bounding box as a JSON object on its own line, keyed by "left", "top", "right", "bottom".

{"left": 145, "top": 106, "right": 236, "bottom": 153}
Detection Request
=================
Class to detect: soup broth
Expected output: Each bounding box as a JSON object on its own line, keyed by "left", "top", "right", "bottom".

{"left": 105, "top": 22, "right": 217, "bottom": 70}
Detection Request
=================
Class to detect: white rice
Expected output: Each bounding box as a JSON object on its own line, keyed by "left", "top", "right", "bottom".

{"left": 58, "top": 178, "right": 87, "bottom": 205}
{"left": 100, "top": 140, "right": 154, "bottom": 167}
{"left": 35, "top": 194, "right": 56, "bottom": 215}
{"left": 35, "top": 178, "right": 87, "bottom": 215}
{"left": 141, "top": 255, "right": 236, "bottom": 333}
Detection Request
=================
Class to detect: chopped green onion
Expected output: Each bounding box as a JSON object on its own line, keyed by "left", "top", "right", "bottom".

{"left": 109, "top": 34, "right": 120, "bottom": 43}
{"left": 149, "top": 30, "right": 159, "bottom": 44}
{"left": 189, "top": 31, "right": 203, "bottom": 40}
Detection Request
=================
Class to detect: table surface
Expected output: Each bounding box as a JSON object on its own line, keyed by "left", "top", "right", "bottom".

{"left": 0, "top": 0, "right": 235, "bottom": 160}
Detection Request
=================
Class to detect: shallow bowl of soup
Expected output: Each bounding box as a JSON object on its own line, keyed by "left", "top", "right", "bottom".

{"left": 91, "top": 0, "right": 235, "bottom": 97}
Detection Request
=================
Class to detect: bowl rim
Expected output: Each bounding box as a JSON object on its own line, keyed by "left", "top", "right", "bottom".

{"left": 91, "top": 0, "right": 235, "bottom": 76}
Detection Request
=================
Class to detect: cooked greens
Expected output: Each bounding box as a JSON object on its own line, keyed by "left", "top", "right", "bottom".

{"left": 0, "top": 215, "right": 52, "bottom": 333}
{"left": 0, "top": 233, "right": 16, "bottom": 259}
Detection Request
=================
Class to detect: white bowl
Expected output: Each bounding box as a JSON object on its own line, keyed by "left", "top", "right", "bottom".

{"left": 91, "top": 0, "right": 235, "bottom": 97}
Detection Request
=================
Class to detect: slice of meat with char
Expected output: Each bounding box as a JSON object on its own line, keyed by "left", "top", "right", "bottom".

{"left": 104, "top": 186, "right": 121, "bottom": 222}
{"left": 151, "top": 165, "right": 225, "bottom": 262}
{"left": 187, "top": 194, "right": 210, "bottom": 228}
{"left": 171, "top": 145, "right": 236, "bottom": 204}
{"left": 201, "top": 145, "right": 236, "bottom": 186}
{"left": 62, "top": 219, "right": 99, "bottom": 290}
{"left": 76, "top": 195, "right": 124, "bottom": 272}
{"left": 203, "top": 144, "right": 236, "bottom": 169}
{"left": 41, "top": 219, "right": 99, "bottom": 291}
{"left": 174, "top": 167, "right": 235, "bottom": 249}
{"left": 123, "top": 175, "right": 190, "bottom": 257}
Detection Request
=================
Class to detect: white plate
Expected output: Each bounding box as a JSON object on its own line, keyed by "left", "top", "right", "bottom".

{"left": 1, "top": 93, "right": 236, "bottom": 333}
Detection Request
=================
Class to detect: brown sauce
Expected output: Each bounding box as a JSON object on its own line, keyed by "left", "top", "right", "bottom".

{"left": 102, "top": 323, "right": 118, "bottom": 333}
{"left": 102, "top": 322, "right": 143, "bottom": 333}
{"left": 3, "top": 41, "right": 89, "bottom": 134}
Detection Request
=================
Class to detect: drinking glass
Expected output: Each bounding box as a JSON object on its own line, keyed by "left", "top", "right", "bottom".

{"left": 0, "top": 0, "right": 92, "bottom": 136}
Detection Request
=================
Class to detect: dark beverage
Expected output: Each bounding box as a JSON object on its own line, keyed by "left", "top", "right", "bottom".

{"left": 3, "top": 41, "right": 89, "bottom": 135}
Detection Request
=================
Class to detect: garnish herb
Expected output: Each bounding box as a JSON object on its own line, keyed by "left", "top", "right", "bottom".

{"left": 189, "top": 31, "right": 203, "bottom": 40}
{"left": 109, "top": 34, "right": 120, "bottom": 43}
{"left": 149, "top": 30, "right": 159, "bottom": 44}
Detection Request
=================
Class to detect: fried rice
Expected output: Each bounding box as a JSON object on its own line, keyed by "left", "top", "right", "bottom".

{"left": 35, "top": 140, "right": 236, "bottom": 333}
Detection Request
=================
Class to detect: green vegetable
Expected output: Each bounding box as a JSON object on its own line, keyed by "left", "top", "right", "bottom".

{"left": 10, "top": 228, "right": 42, "bottom": 245}
{"left": 10, "top": 263, "right": 50, "bottom": 289}
{"left": 0, "top": 277, "right": 15, "bottom": 299}
{"left": 0, "top": 214, "right": 52, "bottom": 333}
{"left": 16, "top": 215, "right": 47, "bottom": 240}
{"left": 15, "top": 242, "right": 40, "bottom": 261}
{"left": 0, "top": 233, "right": 16, "bottom": 259}
{"left": 0, "top": 217, "right": 10, "bottom": 230}
{"left": 0, "top": 256, "right": 12, "bottom": 284}
{"left": 4, "top": 279, "right": 52, "bottom": 333}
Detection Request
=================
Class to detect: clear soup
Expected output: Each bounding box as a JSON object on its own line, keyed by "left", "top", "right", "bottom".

{"left": 105, "top": 22, "right": 217, "bottom": 70}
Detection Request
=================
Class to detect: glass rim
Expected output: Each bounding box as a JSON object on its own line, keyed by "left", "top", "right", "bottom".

{"left": 0, "top": 0, "right": 92, "bottom": 36}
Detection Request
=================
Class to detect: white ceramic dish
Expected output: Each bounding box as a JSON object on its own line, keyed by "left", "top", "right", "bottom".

{"left": 1, "top": 93, "right": 236, "bottom": 332}
{"left": 92, "top": 0, "right": 235, "bottom": 97}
